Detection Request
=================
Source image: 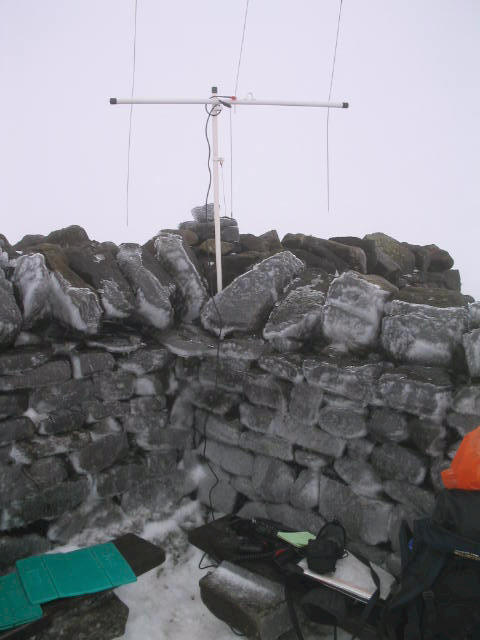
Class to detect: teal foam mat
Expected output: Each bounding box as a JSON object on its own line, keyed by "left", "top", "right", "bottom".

{"left": 0, "top": 572, "right": 43, "bottom": 631}
{"left": 17, "top": 542, "right": 137, "bottom": 604}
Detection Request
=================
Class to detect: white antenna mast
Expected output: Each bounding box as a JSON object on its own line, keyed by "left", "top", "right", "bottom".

{"left": 110, "top": 87, "right": 349, "bottom": 292}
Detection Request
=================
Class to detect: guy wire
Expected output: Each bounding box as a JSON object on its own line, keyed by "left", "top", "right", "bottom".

{"left": 125, "top": 0, "right": 139, "bottom": 226}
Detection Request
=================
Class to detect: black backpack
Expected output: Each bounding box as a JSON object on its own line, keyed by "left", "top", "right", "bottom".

{"left": 381, "top": 490, "right": 480, "bottom": 640}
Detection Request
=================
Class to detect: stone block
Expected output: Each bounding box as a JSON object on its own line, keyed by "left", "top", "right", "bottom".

{"left": 0, "top": 416, "right": 35, "bottom": 445}
{"left": 294, "top": 449, "right": 329, "bottom": 469}
{"left": 199, "top": 561, "right": 292, "bottom": 640}
{"left": 383, "top": 480, "right": 435, "bottom": 515}
{"left": 258, "top": 354, "right": 304, "bottom": 384}
{"left": 263, "top": 286, "right": 325, "bottom": 343}
{"left": 376, "top": 366, "right": 452, "bottom": 422}
{"left": 198, "top": 478, "right": 238, "bottom": 514}
{"left": 129, "top": 396, "right": 167, "bottom": 415}
{"left": 318, "top": 475, "right": 392, "bottom": 545}
{"left": 252, "top": 456, "right": 296, "bottom": 503}
{"left": 134, "top": 374, "right": 165, "bottom": 396}
{"left": 333, "top": 457, "right": 383, "bottom": 498}
{"left": 288, "top": 382, "right": 323, "bottom": 425}
{"left": 266, "top": 503, "right": 325, "bottom": 535}
{"left": 244, "top": 373, "right": 290, "bottom": 411}
{"left": 239, "top": 402, "right": 276, "bottom": 433}
{"left": 121, "top": 474, "right": 184, "bottom": 519}
{"left": 12, "top": 253, "right": 51, "bottom": 328}
{"left": 187, "top": 385, "right": 239, "bottom": 415}
{"left": 96, "top": 462, "right": 147, "bottom": 497}
{"left": 118, "top": 346, "right": 171, "bottom": 375}
{"left": 452, "top": 385, "right": 480, "bottom": 415}
{"left": 37, "top": 408, "right": 85, "bottom": 435}
{"left": 237, "top": 501, "right": 270, "bottom": 520}
{"left": 73, "top": 351, "right": 115, "bottom": 377}
{"left": 12, "top": 431, "right": 91, "bottom": 462}
{"left": 303, "top": 357, "right": 383, "bottom": 405}
{"left": 0, "top": 268, "right": 22, "bottom": 347}
{"left": 409, "top": 418, "right": 446, "bottom": 457}
{"left": 364, "top": 232, "right": 415, "bottom": 273}
{"left": 201, "top": 251, "right": 304, "bottom": 336}
{"left": 28, "top": 456, "right": 68, "bottom": 490}
{"left": 0, "top": 393, "right": 28, "bottom": 419}
{"left": 317, "top": 407, "right": 367, "bottom": 439}
{"left": 203, "top": 439, "right": 255, "bottom": 477}
{"left": 368, "top": 408, "right": 409, "bottom": 443}
{"left": 321, "top": 271, "right": 395, "bottom": 351}
{"left": 231, "top": 476, "right": 262, "bottom": 501}
{"left": 289, "top": 470, "right": 319, "bottom": 509}
{"left": 346, "top": 438, "right": 375, "bottom": 460}
{"left": 0, "top": 533, "right": 51, "bottom": 571}
{"left": 381, "top": 301, "right": 468, "bottom": 367}
{"left": 198, "top": 357, "right": 249, "bottom": 393}
{"left": 239, "top": 431, "right": 293, "bottom": 461}
{"left": 195, "top": 409, "right": 242, "bottom": 446}
{"left": 82, "top": 400, "right": 129, "bottom": 422}
{"left": 0, "top": 360, "right": 71, "bottom": 391}
{"left": 371, "top": 443, "right": 427, "bottom": 485}
{"left": 30, "top": 378, "right": 94, "bottom": 412}
{"left": 70, "top": 431, "right": 128, "bottom": 474}
{"left": 93, "top": 371, "right": 136, "bottom": 401}
{"left": 272, "top": 417, "right": 346, "bottom": 458}
{"left": 446, "top": 411, "right": 480, "bottom": 437}
{"left": 463, "top": 329, "right": 480, "bottom": 377}
{"left": 0, "top": 349, "right": 51, "bottom": 376}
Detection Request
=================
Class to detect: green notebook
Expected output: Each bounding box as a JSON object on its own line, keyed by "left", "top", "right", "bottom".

{"left": 0, "top": 572, "right": 42, "bottom": 631}
{"left": 277, "top": 530, "right": 316, "bottom": 548}
{"left": 17, "top": 542, "right": 137, "bottom": 605}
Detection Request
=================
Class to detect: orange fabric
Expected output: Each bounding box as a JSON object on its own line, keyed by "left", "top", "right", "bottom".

{"left": 442, "top": 425, "right": 480, "bottom": 489}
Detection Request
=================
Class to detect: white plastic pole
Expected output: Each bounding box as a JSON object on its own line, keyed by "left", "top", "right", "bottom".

{"left": 210, "top": 90, "right": 223, "bottom": 293}
{"left": 110, "top": 97, "right": 349, "bottom": 109}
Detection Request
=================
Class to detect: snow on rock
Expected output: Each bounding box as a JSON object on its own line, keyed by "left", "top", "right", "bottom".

{"left": 318, "top": 406, "right": 368, "bottom": 439}
{"left": 322, "top": 271, "right": 396, "bottom": 351}
{"left": 333, "top": 457, "right": 383, "bottom": 498}
{"left": 154, "top": 234, "right": 208, "bottom": 322}
{"left": 64, "top": 244, "right": 135, "bottom": 319}
{"left": 49, "top": 270, "right": 102, "bottom": 335}
{"left": 371, "top": 442, "right": 427, "bottom": 485}
{"left": 201, "top": 251, "right": 304, "bottom": 336}
{"left": 304, "top": 356, "right": 383, "bottom": 405}
{"left": 0, "top": 268, "right": 22, "bottom": 347}
{"left": 452, "top": 385, "right": 480, "bottom": 416}
{"left": 381, "top": 301, "right": 468, "bottom": 367}
{"left": 263, "top": 286, "right": 325, "bottom": 344}
{"left": 469, "top": 303, "right": 480, "bottom": 330}
{"left": 463, "top": 328, "right": 480, "bottom": 377}
{"left": 116, "top": 244, "right": 173, "bottom": 330}
{"left": 376, "top": 366, "right": 453, "bottom": 423}
{"left": 12, "top": 253, "right": 51, "bottom": 328}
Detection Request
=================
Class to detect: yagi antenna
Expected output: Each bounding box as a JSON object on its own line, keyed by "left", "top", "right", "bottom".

{"left": 110, "top": 86, "right": 349, "bottom": 293}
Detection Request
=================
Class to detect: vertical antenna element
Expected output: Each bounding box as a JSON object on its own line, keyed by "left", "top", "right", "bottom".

{"left": 327, "top": 0, "right": 344, "bottom": 212}
{"left": 125, "top": 0, "right": 139, "bottom": 227}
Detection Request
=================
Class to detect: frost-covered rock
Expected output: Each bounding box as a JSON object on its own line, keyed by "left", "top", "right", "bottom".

{"left": 195, "top": 409, "right": 242, "bottom": 446}
{"left": 252, "top": 456, "right": 296, "bottom": 503}
{"left": 376, "top": 366, "right": 452, "bottom": 422}
{"left": 201, "top": 251, "right": 304, "bottom": 336}
{"left": 409, "top": 418, "right": 446, "bottom": 457}
{"left": 202, "top": 439, "right": 254, "bottom": 476}
{"left": 333, "top": 458, "right": 383, "bottom": 498}
{"left": 0, "top": 417, "right": 35, "bottom": 445}
{"left": 198, "top": 357, "right": 249, "bottom": 393}
{"left": 0, "top": 268, "right": 22, "bottom": 347}
{"left": 318, "top": 407, "right": 368, "bottom": 439}
{"left": 319, "top": 475, "right": 392, "bottom": 545}
{"left": 116, "top": 243, "right": 173, "bottom": 330}
{"left": 289, "top": 470, "right": 319, "bottom": 509}
{"left": 322, "top": 271, "right": 396, "bottom": 351}
{"left": 304, "top": 356, "right": 383, "bottom": 405}
{"left": 64, "top": 244, "right": 135, "bottom": 319}
{"left": 452, "top": 386, "right": 480, "bottom": 415}
{"left": 289, "top": 382, "right": 323, "bottom": 425}
{"left": 244, "top": 373, "right": 290, "bottom": 411}
{"left": 469, "top": 303, "right": 480, "bottom": 330}
{"left": 239, "top": 430, "right": 293, "bottom": 461}
{"left": 154, "top": 234, "right": 208, "bottom": 322}
{"left": 381, "top": 301, "right": 468, "bottom": 367}
{"left": 272, "top": 416, "right": 346, "bottom": 458}
{"left": 383, "top": 480, "right": 435, "bottom": 515}
{"left": 263, "top": 286, "right": 325, "bottom": 344}
{"left": 12, "top": 254, "right": 50, "bottom": 328}
{"left": 239, "top": 402, "right": 276, "bottom": 433}
{"left": 371, "top": 443, "right": 427, "bottom": 485}
{"left": 0, "top": 360, "right": 71, "bottom": 391}
{"left": 258, "top": 353, "right": 304, "bottom": 383}
{"left": 463, "top": 329, "right": 480, "bottom": 377}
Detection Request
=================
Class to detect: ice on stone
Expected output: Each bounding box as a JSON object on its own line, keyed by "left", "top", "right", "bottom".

{"left": 201, "top": 251, "right": 304, "bottom": 336}
{"left": 376, "top": 367, "right": 452, "bottom": 423}
{"left": 263, "top": 286, "right": 325, "bottom": 342}
{"left": 463, "top": 329, "right": 480, "bottom": 377}
{"left": 322, "top": 271, "right": 394, "bottom": 351}
{"left": 154, "top": 234, "right": 208, "bottom": 321}
{"left": 333, "top": 457, "right": 383, "bottom": 498}
{"left": 49, "top": 270, "right": 103, "bottom": 334}
{"left": 303, "top": 356, "right": 383, "bottom": 405}
{"left": 12, "top": 253, "right": 51, "bottom": 328}
{"left": 468, "top": 302, "right": 480, "bottom": 330}
{"left": 0, "top": 267, "right": 22, "bottom": 346}
{"left": 116, "top": 244, "right": 173, "bottom": 330}
{"left": 381, "top": 301, "right": 468, "bottom": 367}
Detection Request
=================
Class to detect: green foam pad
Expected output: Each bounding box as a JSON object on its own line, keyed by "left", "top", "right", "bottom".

{"left": 90, "top": 543, "right": 137, "bottom": 587}
{"left": 0, "top": 572, "right": 42, "bottom": 631}
{"left": 17, "top": 543, "right": 137, "bottom": 604}
{"left": 277, "top": 531, "right": 316, "bottom": 548}
{"left": 15, "top": 555, "right": 58, "bottom": 604}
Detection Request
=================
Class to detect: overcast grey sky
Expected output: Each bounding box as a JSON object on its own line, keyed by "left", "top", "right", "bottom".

{"left": 1, "top": 1, "right": 478, "bottom": 297}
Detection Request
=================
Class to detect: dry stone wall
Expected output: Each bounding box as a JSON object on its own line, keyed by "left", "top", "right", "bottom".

{"left": 0, "top": 216, "right": 479, "bottom": 578}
